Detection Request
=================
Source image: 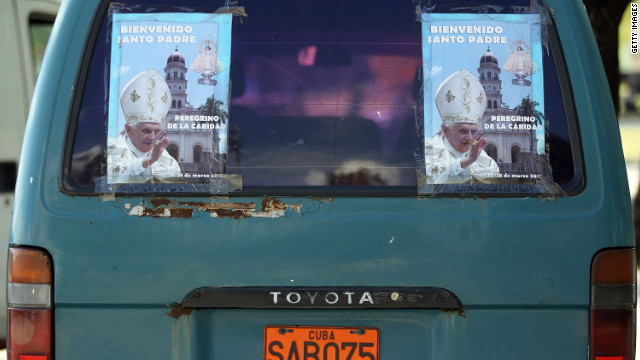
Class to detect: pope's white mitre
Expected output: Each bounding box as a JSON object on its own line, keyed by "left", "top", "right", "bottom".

{"left": 435, "top": 69, "right": 487, "bottom": 125}
{"left": 120, "top": 69, "right": 172, "bottom": 124}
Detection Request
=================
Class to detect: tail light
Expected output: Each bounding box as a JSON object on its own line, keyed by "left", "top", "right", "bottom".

{"left": 7, "top": 247, "right": 53, "bottom": 360}
{"left": 590, "top": 248, "right": 636, "bottom": 360}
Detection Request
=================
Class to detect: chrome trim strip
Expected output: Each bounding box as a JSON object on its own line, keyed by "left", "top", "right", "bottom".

{"left": 182, "top": 287, "right": 461, "bottom": 310}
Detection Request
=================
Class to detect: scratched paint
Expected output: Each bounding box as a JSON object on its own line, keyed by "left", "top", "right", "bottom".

{"left": 127, "top": 197, "right": 305, "bottom": 218}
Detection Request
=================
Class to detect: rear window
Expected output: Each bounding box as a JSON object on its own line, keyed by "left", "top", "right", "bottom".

{"left": 62, "top": 0, "right": 583, "bottom": 196}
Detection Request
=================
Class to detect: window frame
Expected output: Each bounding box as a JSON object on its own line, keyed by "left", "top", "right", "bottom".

{"left": 60, "top": 0, "right": 584, "bottom": 197}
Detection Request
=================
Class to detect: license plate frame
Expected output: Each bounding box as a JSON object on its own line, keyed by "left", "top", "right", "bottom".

{"left": 264, "top": 325, "right": 379, "bottom": 360}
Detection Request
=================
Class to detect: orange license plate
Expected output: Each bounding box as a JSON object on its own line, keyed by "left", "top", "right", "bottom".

{"left": 264, "top": 325, "right": 379, "bottom": 360}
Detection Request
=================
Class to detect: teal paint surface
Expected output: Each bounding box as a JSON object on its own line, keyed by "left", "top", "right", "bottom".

{"left": 10, "top": 0, "right": 633, "bottom": 358}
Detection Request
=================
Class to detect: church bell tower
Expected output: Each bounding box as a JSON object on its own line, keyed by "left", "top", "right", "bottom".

{"left": 164, "top": 48, "right": 189, "bottom": 115}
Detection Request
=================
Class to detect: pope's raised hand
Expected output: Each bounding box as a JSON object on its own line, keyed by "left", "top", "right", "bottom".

{"left": 143, "top": 130, "right": 168, "bottom": 168}
{"left": 461, "top": 130, "right": 487, "bottom": 169}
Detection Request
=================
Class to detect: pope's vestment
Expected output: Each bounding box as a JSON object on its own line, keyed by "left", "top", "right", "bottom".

{"left": 424, "top": 132, "right": 500, "bottom": 184}
{"left": 107, "top": 132, "right": 181, "bottom": 183}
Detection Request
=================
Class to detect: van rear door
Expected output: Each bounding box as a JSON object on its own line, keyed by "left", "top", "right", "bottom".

{"left": 8, "top": 0, "right": 635, "bottom": 359}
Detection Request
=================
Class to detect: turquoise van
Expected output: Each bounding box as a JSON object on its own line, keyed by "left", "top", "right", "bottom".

{"left": 7, "top": 0, "right": 636, "bottom": 359}
{"left": 0, "top": 0, "right": 60, "bottom": 344}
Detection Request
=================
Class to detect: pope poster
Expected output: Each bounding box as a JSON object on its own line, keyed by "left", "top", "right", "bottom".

{"left": 420, "top": 13, "right": 546, "bottom": 191}
{"left": 107, "top": 12, "right": 232, "bottom": 185}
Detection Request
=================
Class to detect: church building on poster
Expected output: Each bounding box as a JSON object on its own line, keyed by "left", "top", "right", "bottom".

{"left": 477, "top": 48, "right": 538, "bottom": 175}
{"left": 163, "top": 49, "right": 213, "bottom": 176}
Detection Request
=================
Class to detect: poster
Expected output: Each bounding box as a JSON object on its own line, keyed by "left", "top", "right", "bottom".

{"left": 420, "top": 13, "right": 545, "bottom": 189}
{"left": 107, "top": 12, "right": 232, "bottom": 185}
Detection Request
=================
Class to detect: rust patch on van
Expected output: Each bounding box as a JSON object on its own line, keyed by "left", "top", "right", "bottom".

{"left": 259, "top": 198, "right": 303, "bottom": 216}
{"left": 178, "top": 201, "right": 255, "bottom": 211}
{"left": 127, "top": 198, "right": 306, "bottom": 219}
{"left": 141, "top": 207, "right": 169, "bottom": 217}
{"left": 211, "top": 208, "right": 252, "bottom": 219}
{"left": 169, "top": 207, "right": 194, "bottom": 218}
{"left": 150, "top": 197, "right": 173, "bottom": 208}
{"left": 166, "top": 302, "right": 193, "bottom": 319}
{"left": 261, "top": 198, "right": 287, "bottom": 212}
{"left": 178, "top": 201, "right": 255, "bottom": 218}
{"left": 443, "top": 307, "right": 466, "bottom": 318}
